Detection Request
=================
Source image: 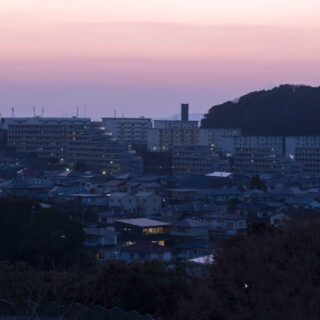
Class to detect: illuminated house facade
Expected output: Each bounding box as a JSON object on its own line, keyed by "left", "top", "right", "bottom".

{"left": 114, "top": 218, "right": 170, "bottom": 246}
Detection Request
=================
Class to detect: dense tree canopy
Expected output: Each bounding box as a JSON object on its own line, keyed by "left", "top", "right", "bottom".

{"left": 0, "top": 197, "right": 86, "bottom": 269}
{"left": 201, "top": 84, "right": 320, "bottom": 136}
{"left": 177, "top": 219, "right": 320, "bottom": 320}
{"left": 1, "top": 197, "right": 320, "bottom": 319}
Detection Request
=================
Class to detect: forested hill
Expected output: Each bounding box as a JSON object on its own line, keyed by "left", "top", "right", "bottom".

{"left": 201, "top": 85, "right": 320, "bottom": 136}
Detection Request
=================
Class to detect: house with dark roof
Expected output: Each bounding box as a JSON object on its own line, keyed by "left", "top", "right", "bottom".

{"left": 164, "top": 188, "right": 198, "bottom": 203}
{"left": 114, "top": 218, "right": 170, "bottom": 246}
{"left": 198, "top": 187, "right": 243, "bottom": 203}
{"left": 135, "top": 192, "right": 162, "bottom": 216}
{"left": 175, "top": 239, "right": 210, "bottom": 259}
{"left": 236, "top": 203, "right": 274, "bottom": 222}
{"left": 108, "top": 192, "right": 137, "bottom": 213}
{"left": 84, "top": 227, "right": 119, "bottom": 261}
{"left": 84, "top": 176, "right": 124, "bottom": 194}
{"left": 201, "top": 212, "right": 246, "bottom": 236}
{"left": 171, "top": 218, "right": 209, "bottom": 240}
{"left": 120, "top": 241, "right": 173, "bottom": 262}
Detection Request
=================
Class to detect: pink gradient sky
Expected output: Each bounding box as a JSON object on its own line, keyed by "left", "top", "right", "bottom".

{"left": 1, "top": 0, "right": 320, "bottom": 118}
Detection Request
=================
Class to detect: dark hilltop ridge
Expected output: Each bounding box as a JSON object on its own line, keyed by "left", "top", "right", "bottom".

{"left": 201, "top": 84, "right": 320, "bottom": 136}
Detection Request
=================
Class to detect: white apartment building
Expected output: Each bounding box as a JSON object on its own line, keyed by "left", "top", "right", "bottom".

{"left": 102, "top": 117, "right": 152, "bottom": 145}
{"left": 219, "top": 136, "right": 301, "bottom": 174}
{"left": 199, "top": 128, "right": 241, "bottom": 153}
{"left": 148, "top": 120, "right": 199, "bottom": 152}
{"left": 173, "top": 144, "right": 218, "bottom": 176}
{"left": 4, "top": 117, "right": 143, "bottom": 175}
{"left": 153, "top": 120, "right": 199, "bottom": 130}
{"left": 286, "top": 136, "right": 320, "bottom": 175}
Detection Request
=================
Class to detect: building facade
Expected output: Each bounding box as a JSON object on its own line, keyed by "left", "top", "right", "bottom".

{"left": 148, "top": 120, "right": 199, "bottom": 152}
{"left": 219, "top": 136, "right": 294, "bottom": 174}
{"left": 199, "top": 128, "right": 241, "bottom": 153}
{"left": 5, "top": 117, "right": 143, "bottom": 175}
{"left": 102, "top": 117, "right": 152, "bottom": 145}
{"left": 173, "top": 144, "right": 217, "bottom": 176}
{"left": 114, "top": 218, "right": 171, "bottom": 246}
{"left": 286, "top": 136, "right": 320, "bottom": 175}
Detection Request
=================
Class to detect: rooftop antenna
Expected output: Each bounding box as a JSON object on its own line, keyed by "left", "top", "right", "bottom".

{"left": 33, "top": 106, "right": 36, "bottom": 117}
{"left": 84, "top": 100, "right": 87, "bottom": 118}
{"left": 76, "top": 107, "right": 79, "bottom": 118}
{"left": 11, "top": 107, "right": 14, "bottom": 117}
{"left": 41, "top": 108, "right": 44, "bottom": 117}
{"left": 114, "top": 110, "right": 117, "bottom": 118}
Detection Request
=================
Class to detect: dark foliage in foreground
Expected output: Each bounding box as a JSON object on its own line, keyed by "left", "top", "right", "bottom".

{"left": 201, "top": 84, "right": 320, "bottom": 136}
{"left": 176, "top": 219, "right": 320, "bottom": 320}
{"left": 0, "top": 260, "right": 187, "bottom": 319}
{"left": 0, "top": 197, "right": 86, "bottom": 269}
{"left": 1, "top": 198, "right": 320, "bottom": 319}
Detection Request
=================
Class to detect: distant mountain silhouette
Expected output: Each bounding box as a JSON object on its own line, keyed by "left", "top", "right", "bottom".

{"left": 201, "top": 84, "right": 320, "bottom": 136}
{"left": 154, "top": 113, "right": 203, "bottom": 122}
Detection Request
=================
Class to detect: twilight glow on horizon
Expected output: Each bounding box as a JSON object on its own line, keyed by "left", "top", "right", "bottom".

{"left": 1, "top": 0, "right": 320, "bottom": 118}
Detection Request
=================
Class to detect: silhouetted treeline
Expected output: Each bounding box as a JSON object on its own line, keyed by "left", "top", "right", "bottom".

{"left": 201, "top": 84, "right": 320, "bottom": 136}
{"left": 1, "top": 198, "right": 320, "bottom": 319}
{"left": 0, "top": 197, "right": 86, "bottom": 269}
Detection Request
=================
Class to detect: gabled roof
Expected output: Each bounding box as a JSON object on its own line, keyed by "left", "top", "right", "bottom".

{"left": 202, "top": 213, "right": 244, "bottom": 220}
{"left": 109, "top": 192, "right": 131, "bottom": 198}
{"left": 200, "top": 187, "right": 242, "bottom": 196}
{"left": 88, "top": 175, "right": 112, "bottom": 184}
{"left": 104, "top": 180, "right": 124, "bottom": 187}
{"left": 114, "top": 173, "right": 131, "bottom": 180}
{"left": 134, "top": 176, "right": 162, "bottom": 182}
{"left": 237, "top": 203, "right": 267, "bottom": 211}
{"left": 188, "top": 254, "right": 214, "bottom": 264}
{"left": 206, "top": 172, "right": 233, "bottom": 178}
{"left": 135, "top": 192, "right": 157, "bottom": 198}
{"left": 172, "top": 218, "right": 208, "bottom": 228}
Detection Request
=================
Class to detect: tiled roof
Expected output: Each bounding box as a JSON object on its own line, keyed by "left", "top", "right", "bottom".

{"left": 172, "top": 218, "right": 208, "bottom": 228}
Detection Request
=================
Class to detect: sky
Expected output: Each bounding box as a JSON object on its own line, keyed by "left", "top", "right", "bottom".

{"left": 1, "top": 0, "right": 320, "bottom": 119}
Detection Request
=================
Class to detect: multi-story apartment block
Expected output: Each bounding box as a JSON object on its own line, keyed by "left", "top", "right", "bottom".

{"left": 173, "top": 144, "right": 218, "bottom": 176}
{"left": 220, "top": 136, "right": 301, "bottom": 174}
{"left": 0, "top": 129, "right": 7, "bottom": 152}
{"left": 148, "top": 104, "right": 200, "bottom": 152}
{"left": 286, "top": 137, "right": 320, "bottom": 175}
{"left": 199, "top": 128, "right": 241, "bottom": 153}
{"left": 5, "top": 117, "right": 142, "bottom": 175}
{"left": 153, "top": 119, "right": 199, "bottom": 130}
{"left": 102, "top": 117, "right": 152, "bottom": 145}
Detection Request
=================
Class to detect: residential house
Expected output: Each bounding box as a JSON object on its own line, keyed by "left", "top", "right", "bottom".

{"left": 69, "top": 194, "right": 108, "bottom": 206}
{"left": 164, "top": 188, "right": 198, "bottom": 203}
{"left": 114, "top": 218, "right": 170, "bottom": 246}
{"left": 135, "top": 192, "right": 162, "bottom": 216}
{"left": 84, "top": 227, "right": 119, "bottom": 261}
{"left": 171, "top": 218, "right": 209, "bottom": 240}
{"left": 237, "top": 203, "right": 274, "bottom": 222}
{"left": 120, "top": 241, "right": 173, "bottom": 262}
{"left": 175, "top": 239, "right": 210, "bottom": 259}
{"left": 202, "top": 213, "right": 246, "bottom": 236}
{"left": 198, "top": 187, "right": 243, "bottom": 203}
{"left": 108, "top": 192, "right": 137, "bottom": 213}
